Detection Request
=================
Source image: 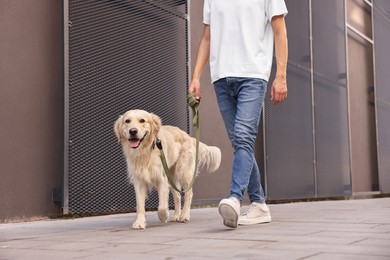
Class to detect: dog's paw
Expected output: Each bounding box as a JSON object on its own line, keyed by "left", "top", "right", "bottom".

{"left": 157, "top": 208, "right": 169, "bottom": 223}
{"left": 170, "top": 214, "right": 181, "bottom": 222}
{"left": 179, "top": 214, "right": 190, "bottom": 223}
{"left": 132, "top": 220, "right": 146, "bottom": 230}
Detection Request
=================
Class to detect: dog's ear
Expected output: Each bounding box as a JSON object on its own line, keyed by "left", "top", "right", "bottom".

{"left": 150, "top": 113, "right": 161, "bottom": 135}
{"left": 114, "top": 115, "right": 123, "bottom": 141}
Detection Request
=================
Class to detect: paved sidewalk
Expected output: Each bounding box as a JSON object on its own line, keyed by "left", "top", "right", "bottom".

{"left": 1, "top": 198, "right": 390, "bottom": 260}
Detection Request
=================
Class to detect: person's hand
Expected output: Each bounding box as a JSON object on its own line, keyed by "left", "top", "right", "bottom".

{"left": 270, "top": 75, "right": 287, "bottom": 105}
{"left": 188, "top": 79, "right": 202, "bottom": 101}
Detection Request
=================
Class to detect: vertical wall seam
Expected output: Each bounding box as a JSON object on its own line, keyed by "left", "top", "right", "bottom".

{"left": 371, "top": 0, "right": 381, "bottom": 190}
{"left": 309, "top": 0, "right": 318, "bottom": 197}
{"left": 63, "top": 0, "right": 70, "bottom": 214}
{"left": 344, "top": 0, "right": 354, "bottom": 193}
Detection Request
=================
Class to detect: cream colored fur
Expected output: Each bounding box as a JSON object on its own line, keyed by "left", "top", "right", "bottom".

{"left": 114, "top": 109, "right": 221, "bottom": 229}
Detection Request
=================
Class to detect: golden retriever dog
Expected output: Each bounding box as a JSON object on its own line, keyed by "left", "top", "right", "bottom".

{"left": 114, "top": 109, "right": 221, "bottom": 229}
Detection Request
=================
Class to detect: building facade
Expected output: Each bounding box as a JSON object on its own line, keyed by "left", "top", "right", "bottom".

{"left": 0, "top": 0, "right": 389, "bottom": 221}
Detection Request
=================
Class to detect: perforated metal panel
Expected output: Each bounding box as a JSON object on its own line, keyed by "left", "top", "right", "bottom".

{"left": 264, "top": 0, "right": 352, "bottom": 200}
{"left": 373, "top": 0, "right": 390, "bottom": 192}
{"left": 312, "top": 0, "right": 351, "bottom": 197}
{"left": 64, "top": 0, "right": 188, "bottom": 214}
{"left": 264, "top": 0, "right": 316, "bottom": 200}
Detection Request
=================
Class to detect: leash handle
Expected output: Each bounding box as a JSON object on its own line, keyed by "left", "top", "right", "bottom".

{"left": 187, "top": 93, "right": 200, "bottom": 128}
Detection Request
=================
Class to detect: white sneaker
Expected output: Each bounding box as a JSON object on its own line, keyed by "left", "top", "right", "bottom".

{"left": 218, "top": 197, "right": 240, "bottom": 228}
{"left": 238, "top": 202, "right": 271, "bottom": 225}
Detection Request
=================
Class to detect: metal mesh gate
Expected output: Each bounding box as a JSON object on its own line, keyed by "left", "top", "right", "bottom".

{"left": 64, "top": 0, "right": 188, "bottom": 214}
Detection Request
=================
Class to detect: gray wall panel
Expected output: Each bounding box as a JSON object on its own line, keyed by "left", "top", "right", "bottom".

{"left": 284, "top": 0, "right": 311, "bottom": 71}
{"left": 0, "top": 0, "right": 63, "bottom": 220}
{"left": 348, "top": 29, "right": 378, "bottom": 192}
{"left": 264, "top": 0, "right": 315, "bottom": 200}
{"left": 312, "top": 0, "right": 347, "bottom": 86}
{"left": 376, "top": 100, "right": 390, "bottom": 192}
{"left": 265, "top": 68, "right": 315, "bottom": 200}
{"left": 373, "top": 0, "right": 390, "bottom": 192}
{"left": 312, "top": 0, "right": 351, "bottom": 197}
{"left": 314, "top": 79, "right": 351, "bottom": 196}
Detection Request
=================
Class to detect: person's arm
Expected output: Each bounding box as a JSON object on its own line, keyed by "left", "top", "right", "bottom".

{"left": 270, "top": 15, "right": 288, "bottom": 105}
{"left": 188, "top": 25, "right": 210, "bottom": 101}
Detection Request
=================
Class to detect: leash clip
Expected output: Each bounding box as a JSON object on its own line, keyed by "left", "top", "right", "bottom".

{"left": 156, "top": 139, "right": 162, "bottom": 150}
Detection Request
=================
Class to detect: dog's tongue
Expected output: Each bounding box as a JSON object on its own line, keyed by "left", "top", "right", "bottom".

{"left": 129, "top": 139, "right": 140, "bottom": 148}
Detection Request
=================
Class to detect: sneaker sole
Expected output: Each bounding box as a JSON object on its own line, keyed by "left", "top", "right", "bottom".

{"left": 218, "top": 204, "right": 238, "bottom": 228}
{"left": 238, "top": 216, "right": 271, "bottom": 225}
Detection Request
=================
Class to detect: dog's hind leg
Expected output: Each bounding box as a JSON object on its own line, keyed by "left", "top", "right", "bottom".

{"left": 175, "top": 152, "right": 194, "bottom": 223}
{"left": 180, "top": 188, "right": 193, "bottom": 222}
{"left": 169, "top": 186, "right": 182, "bottom": 222}
{"left": 132, "top": 181, "right": 148, "bottom": 229}
{"left": 156, "top": 180, "right": 169, "bottom": 223}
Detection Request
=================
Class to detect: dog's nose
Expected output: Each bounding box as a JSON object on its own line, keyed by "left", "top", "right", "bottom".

{"left": 129, "top": 128, "right": 138, "bottom": 136}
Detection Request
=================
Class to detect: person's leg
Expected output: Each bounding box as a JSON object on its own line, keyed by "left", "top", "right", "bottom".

{"left": 214, "top": 77, "right": 267, "bottom": 228}
{"left": 246, "top": 78, "right": 267, "bottom": 203}
{"left": 247, "top": 161, "right": 265, "bottom": 203}
{"left": 228, "top": 77, "right": 267, "bottom": 203}
{"left": 214, "top": 77, "right": 241, "bottom": 228}
{"left": 239, "top": 163, "right": 271, "bottom": 225}
{"left": 229, "top": 79, "right": 271, "bottom": 226}
{"left": 213, "top": 78, "right": 237, "bottom": 145}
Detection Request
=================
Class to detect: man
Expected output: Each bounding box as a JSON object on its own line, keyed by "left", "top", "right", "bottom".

{"left": 189, "top": 0, "right": 288, "bottom": 228}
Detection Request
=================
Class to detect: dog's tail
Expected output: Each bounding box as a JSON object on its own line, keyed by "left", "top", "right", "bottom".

{"left": 198, "top": 142, "right": 221, "bottom": 173}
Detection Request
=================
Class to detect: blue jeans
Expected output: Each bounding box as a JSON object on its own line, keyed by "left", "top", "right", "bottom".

{"left": 214, "top": 77, "right": 267, "bottom": 204}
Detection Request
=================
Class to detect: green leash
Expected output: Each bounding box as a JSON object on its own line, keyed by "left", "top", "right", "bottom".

{"left": 157, "top": 93, "right": 200, "bottom": 193}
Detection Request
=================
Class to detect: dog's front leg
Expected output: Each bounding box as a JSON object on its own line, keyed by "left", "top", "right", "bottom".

{"left": 156, "top": 180, "right": 169, "bottom": 223}
{"left": 169, "top": 187, "right": 181, "bottom": 222}
{"left": 180, "top": 188, "right": 193, "bottom": 222}
{"left": 132, "top": 181, "right": 148, "bottom": 229}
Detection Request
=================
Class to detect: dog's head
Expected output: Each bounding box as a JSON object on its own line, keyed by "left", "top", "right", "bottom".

{"left": 114, "top": 109, "right": 161, "bottom": 149}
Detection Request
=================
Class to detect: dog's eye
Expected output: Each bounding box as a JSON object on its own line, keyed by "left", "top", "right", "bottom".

{"left": 139, "top": 119, "right": 145, "bottom": 123}
{"left": 125, "top": 119, "right": 130, "bottom": 124}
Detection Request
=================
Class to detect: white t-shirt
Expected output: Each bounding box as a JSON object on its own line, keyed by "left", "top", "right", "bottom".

{"left": 203, "top": 0, "right": 288, "bottom": 83}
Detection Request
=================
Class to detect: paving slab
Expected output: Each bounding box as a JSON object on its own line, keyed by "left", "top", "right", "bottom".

{"left": 0, "top": 198, "right": 389, "bottom": 260}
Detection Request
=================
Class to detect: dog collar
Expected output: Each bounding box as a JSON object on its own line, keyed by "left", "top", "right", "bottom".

{"left": 152, "top": 138, "right": 162, "bottom": 150}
